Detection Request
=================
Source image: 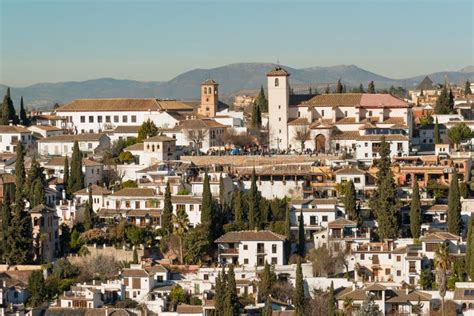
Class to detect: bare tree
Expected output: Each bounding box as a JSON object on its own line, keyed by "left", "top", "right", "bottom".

{"left": 293, "top": 124, "right": 311, "bottom": 152}
{"left": 184, "top": 128, "right": 208, "bottom": 155}
{"left": 222, "top": 128, "right": 254, "bottom": 147}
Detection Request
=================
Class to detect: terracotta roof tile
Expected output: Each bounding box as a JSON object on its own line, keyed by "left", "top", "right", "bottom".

{"left": 38, "top": 133, "right": 107, "bottom": 143}
{"left": 215, "top": 230, "right": 286, "bottom": 243}
{"left": 266, "top": 66, "right": 290, "bottom": 77}
{"left": 113, "top": 125, "right": 140, "bottom": 133}
{"left": 111, "top": 188, "right": 156, "bottom": 197}
{"left": 0, "top": 125, "right": 31, "bottom": 133}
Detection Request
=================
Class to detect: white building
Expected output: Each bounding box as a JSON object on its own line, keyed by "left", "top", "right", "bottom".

{"left": 0, "top": 125, "right": 34, "bottom": 153}
{"left": 28, "top": 125, "right": 64, "bottom": 139}
{"left": 290, "top": 198, "right": 339, "bottom": 237}
{"left": 42, "top": 157, "right": 105, "bottom": 187}
{"left": 215, "top": 231, "right": 286, "bottom": 267}
{"left": 127, "top": 135, "right": 177, "bottom": 166}
{"left": 37, "top": 133, "right": 111, "bottom": 156}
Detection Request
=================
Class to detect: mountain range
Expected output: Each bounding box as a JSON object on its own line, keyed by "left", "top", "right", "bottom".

{"left": 1, "top": 63, "right": 473, "bottom": 110}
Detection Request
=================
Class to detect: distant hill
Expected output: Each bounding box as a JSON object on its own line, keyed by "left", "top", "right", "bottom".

{"left": 1, "top": 63, "right": 473, "bottom": 110}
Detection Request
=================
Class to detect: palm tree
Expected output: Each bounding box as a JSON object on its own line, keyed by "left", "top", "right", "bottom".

{"left": 434, "top": 243, "right": 450, "bottom": 316}
{"left": 173, "top": 207, "right": 189, "bottom": 263}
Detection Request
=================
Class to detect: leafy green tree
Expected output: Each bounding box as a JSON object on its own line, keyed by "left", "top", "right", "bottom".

{"left": 465, "top": 80, "right": 472, "bottom": 95}
{"left": 419, "top": 268, "right": 435, "bottom": 290}
{"left": 169, "top": 285, "right": 186, "bottom": 311}
{"left": 63, "top": 156, "right": 70, "bottom": 198}
{"left": 410, "top": 181, "right": 422, "bottom": 239}
{"left": 297, "top": 210, "right": 305, "bottom": 257}
{"left": 118, "top": 151, "right": 135, "bottom": 163}
{"left": 69, "top": 141, "right": 84, "bottom": 193}
{"left": 182, "top": 225, "right": 210, "bottom": 264}
{"left": 262, "top": 297, "right": 272, "bottom": 316}
{"left": 328, "top": 281, "right": 336, "bottom": 316}
{"left": 343, "top": 180, "right": 359, "bottom": 224}
{"left": 162, "top": 182, "right": 173, "bottom": 235}
{"left": 336, "top": 79, "right": 343, "bottom": 93}
{"left": 248, "top": 168, "right": 260, "bottom": 229}
{"left": 137, "top": 119, "right": 159, "bottom": 142}
{"left": 447, "top": 169, "right": 462, "bottom": 235}
{"left": 25, "top": 157, "right": 45, "bottom": 199}
{"left": 369, "top": 136, "right": 400, "bottom": 239}
{"left": 434, "top": 118, "right": 441, "bottom": 144}
{"left": 367, "top": 81, "right": 375, "bottom": 94}
{"left": 27, "top": 271, "right": 47, "bottom": 307}
{"left": 1, "top": 88, "right": 18, "bottom": 125}
{"left": 19, "top": 96, "right": 29, "bottom": 126}
{"left": 294, "top": 260, "right": 305, "bottom": 316}
{"left": 255, "top": 85, "right": 268, "bottom": 112}
{"left": 448, "top": 122, "right": 472, "bottom": 150}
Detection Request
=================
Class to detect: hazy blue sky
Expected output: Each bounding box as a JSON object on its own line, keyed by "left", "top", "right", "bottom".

{"left": 1, "top": 0, "right": 473, "bottom": 86}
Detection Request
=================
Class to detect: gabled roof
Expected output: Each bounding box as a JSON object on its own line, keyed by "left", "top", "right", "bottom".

{"left": 215, "top": 230, "right": 286, "bottom": 243}
{"left": 328, "top": 218, "right": 357, "bottom": 229}
{"left": 0, "top": 125, "right": 31, "bottom": 133}
{"left": 124, "top": 143, "right": 144, "bottom": 151}
{"left": 38, "top": 133, "right": 107, "bottom": 143}
{"left": 201, "top": 79, "right": 218, "bottom": 85}
{"left": 74, "top": 184, "right": 112, "bottom": 196}
{"left": 176, "top": 304, "right": 203, "bottom": 314}
{"left": 364, "top": 283, "right": 386, "bottom": 291}
{"left": 335, "top": 166, "right": 366, "bottom": 175}
{"left": 122, "top": 269, "right": 149, "bottom": 278}
{"left": 420, "top": 231, "right": 461, "bottom": 242}
{"left": 110, "top": 187, "right": 156, "bottom": 197}
{"left": 179, "top": 118, "right": 226, "bottom": 129}
{"left": 144, "top": 135, "right": 176, "bottom": 142}
{"left": 287, "top": 118, "right": 310, "bottom": 126}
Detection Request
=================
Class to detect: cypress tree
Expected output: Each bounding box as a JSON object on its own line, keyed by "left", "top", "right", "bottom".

{"left": 19, "top": 96, "right": 28, "bottom": 126}
{"left": 410, "top": 181, "right": 422, "bottom": 239}
{"left": 63, "top": 156, "right": 70, "bottom": 198}
{"left": 447, "top": 169, "right": 462, "bottom": 235}
{"left": 284, "top": 205, "right": 291, "bottom": 240}
{"left": 7, "top": 199, "right": 33, "bottom": 264}
{"left": 369, "top": 136, "right": 400, "bottom": 239}
{"left": 297, "top": 210, "right": 305, "bottom": 257}
{"left": 258, "top": 261, "right": 273, "bottom": 301}
{"left": 224, "top": 264, "right": 238, "bottom": 316}
{"left": 162, "top": 181, "right": 173, "bottom": 235}
{"left": 200, "top": 172, "right": 213, "bottom": 225}
{"left": 255, "top": 85, "right": 268, "bottom": 112}
{"left": 30, "top": 179, "right": 45, "bottom": 208}
{"left": 336, "top": 79, "right": 343, "bottom": 93}
{"left": 27, "top": 270, "right": 47, "bottom": 308}
{"left": 434, "top": 118, "right": 441, "bottom": 144}
{"left": 465, "top": 80, "right": 472, "bottom": 95}
{"left": 1, "top": 88, "right": 18, "bottom": 125}
{"left": 215, "top": 270, "right": 227, "bottom": 314}
{"left": 1, "top": 193, "right": 12, "bottom": 262}
{"left": 368, "top": 81, "right": 375, "bottom": 94}
{"left": 294, "top": 260, "right": 305, "bottom": 316}
{"left": 248, "top": 168, "right": 260, "bottom": 230}
{"left": 234, "top": 190, "right": 245, "bottom": 230}
{"left": 14, "top": 143, "right": 26, "bottom": 202}
{"left": 219, "top": 175, "right": 226, "bottom": 207}
{"left": 435, "top": 86, "right": 451, "bottom": 114}
{"left": 69, "top": 141, "right": 84, "bottom": 193}
{"left": 466, "top": 218, "right": 474, "bottom": 280}
{"left": 343, "top": 180, "right": 358, "bottom": 223}
{"left": 83, "top": 188, "right": 94, "bottom": 231}
{"left": 328, "top": 281, "right": 336, "bottom": 316}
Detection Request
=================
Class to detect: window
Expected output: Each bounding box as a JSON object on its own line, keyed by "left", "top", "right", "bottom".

{"left": 368, "top": 111, "right": 373, "bottom": 116}
{"left": 204, "top": 87, "right": 207, "bottom": 94}
{"left": 278, "top": 105, "right": 281, "bottom": 109}
{"left": 244, "top": 258, "right": 249, "bottom": 264}
{"left": 271, "top": 257, "right": 277, "bottom": 264}
{"left": 364, "top": 142, "right": 368, "bottom": 147}
{"left": 279, "top": 117, "right": 281, "bottom": 122}
{"left": 361, "top": 254, "right": 365, "bottom": 260}
{"left": 345, "top": 111, "right": 348, "bottom": 117}
{"left": 88, "top": 143, "right": 92, "bottom": 149}
{"left": 397, "top": 270, "right": 401, "bottom": 276}
{"left": 135, "top": 201, "right": 140, "bottom": 209}
{"left": 97, "top": 116, "right": 103, "bottom": 123}
{"left": 80, "top": 116, "right": 85, "bottom": 123}
{"left": 243, "top": 245, "right": 248, "bottom": 250}
{"left": 208, "top": 87, "right": 212, "bottom": 94}
{"left": 321, "top": 110, "right": 325, "bottom": 116}
{"left": 275, "top": 78, "right": 279, "bottom": 87}
{"left": 203, "top": 274, "right": 209, "bottom": 280}
{"left": 365, "top": 153, "right": 368, "bottom": 158}
{"left": 272, "top": 244, "right": 277, "bottom": 253}
{"left": 131, "top": 115, "right": 137, "bottom": 123}
{"left": 114, "top": 115, "right": 119, "bottom": 123}
{"left": 397, "top": 255, "right": 401, "bottom": 262}
{"left": 123, "top": 115, "right": 128, "bottom": 123}
{"left": 354, "top": 177, "right": 361, "bottom": 183}
{"left": 106, "top": 116, "right": 111, "bottom": 123}
{"left": 89, "top": 116, "right": 94, "bottom": 123}
{"left": 322, "top": 216, "right": 328, "bottom": 222}
{"left": 385, "top": 268, "right": 390, "bottom": 275}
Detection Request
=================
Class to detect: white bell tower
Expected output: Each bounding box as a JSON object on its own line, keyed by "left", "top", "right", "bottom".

{"left": 267, "top": 66, "right": 290, "bottom": 150}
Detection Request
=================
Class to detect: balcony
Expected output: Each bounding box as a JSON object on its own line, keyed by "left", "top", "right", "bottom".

{"left": 220, "top": 248, "right": 239, "bottom": 256}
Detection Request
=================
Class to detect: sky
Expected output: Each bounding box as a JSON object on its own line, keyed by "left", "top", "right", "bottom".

{"left": 0, "top": 0, "right": 473, "bottom": 86}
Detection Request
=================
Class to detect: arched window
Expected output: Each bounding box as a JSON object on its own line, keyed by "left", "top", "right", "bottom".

{"left": 152, "top": 145, "right": 155, "bottom": 152}
{"left": 275, "top": 78, "right": 279, "bottom": 87}
{"left": 204, "top": 87, "right": 207, "bottom": 94}
{"left": 208, "top": 87, "right": 212, "bottom": 94}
